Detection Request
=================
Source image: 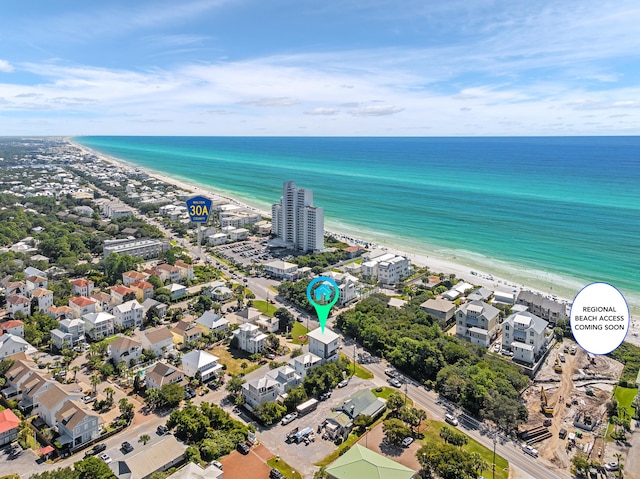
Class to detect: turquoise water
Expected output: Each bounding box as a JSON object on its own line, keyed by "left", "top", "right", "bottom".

{"left": 75, "top": 136, "right": 640, "bottom": 308}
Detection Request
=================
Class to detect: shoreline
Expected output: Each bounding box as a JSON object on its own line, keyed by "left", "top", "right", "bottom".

{"left": 69, "top": 138, "right": 639, "bottom": 320}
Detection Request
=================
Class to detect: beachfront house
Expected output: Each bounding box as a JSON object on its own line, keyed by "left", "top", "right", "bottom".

{"left": 455, "top": 300, "right": 501, "bottom": 347}
{"left": 420, "top": 298, "right": 456, "bottom": 323}
{"left": 501, "top": 311, "right": 549, "bottom": 364}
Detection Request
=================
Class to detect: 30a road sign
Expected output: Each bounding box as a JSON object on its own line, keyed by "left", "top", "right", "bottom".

{"left": 185, "top": 196, "right": 212, "bottom": 223}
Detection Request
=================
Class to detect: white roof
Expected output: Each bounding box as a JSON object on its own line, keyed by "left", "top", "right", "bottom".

{"left": 114, "top": 299, "right": 142, "bottom": 313}
{"left": 182, "top": 350, "right": 219, "bottom": 369}
{"left": 82, "top": 311, "right": 115, "bottom": 325}
{"left": 307, "top": 327, "right": 339, "bottom": 344}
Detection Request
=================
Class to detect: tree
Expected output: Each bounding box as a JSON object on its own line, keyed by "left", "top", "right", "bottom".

{"left": 139, "top": 434, "right": 151, "bottom": 445}
{"left": 253, "top": 401, "right": 286, "bottom": 425}
{"left": 119, "top": 398, "right": 135, "bottom": 423}
{"left": 226, "top": 375, "right": 245, "bottom": 396}
{"left": 382, "top": 418, "right": 411, "bottom": 445}
{"left": 74, "top": 456, "right": 116, "bottom": 479}
{"left": 104, "top": 387, "right": 115, "bottom": 406}
{"left": 571, "top": 454, "right": 590, "bottom": 477}
{"left": 275, "top": 307, "right": 295, "bottom": 332}
{"left": 386, "top": 391, "right": 405, "bottom": 416}
{"left": 159, "top": 382, "right": 184, "bottom": 407}
{"left": 353, "top": 414, "right": 373, "bottom": 432}
{"left": 148, "top": 275, "right": 163, "bottom": 290}
{"left": 283, "top": 385, "right": 308, "bottom": 412}
{"left": 31, "top": 467, "right": 81, "bottom": 479}
{"left": 103, "top": 253, "right": 142, "bottom": 285}
{"left": 266, "top": 333, "right": 280, "bottom": 352}
{"left": 90, "top": 374, "right": 101, "bottom": 393}
{"left": 145, "top": 306, "right": 161, "bottom": 326}
{"left": 72, "top": 365, "right": 81, "bottom": 382}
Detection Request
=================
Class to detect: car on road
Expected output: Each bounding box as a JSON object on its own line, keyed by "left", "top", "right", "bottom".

{"left": 121, "top": 442, "right": 134, "bottom": 453}
{"left": 384, "top": 368, "right": 397, "bottom": 377}
{"left": 281, "top": 413, "right": 297, "bottom": 426}
{"left": 156, "top": 425, "right": 169, "bottom": 435}
{"left": 604, "top": 462, "right": 619, "bottom": 471}
{"left": 337, "top": 379, "right": 349, "bottom": 388}
{"left": 84, "top": 443, "right": 106, "bottom": 457}
{"left": 521, "top": 444, "right": 539, "bottom": 458}
{"left": 237, "top": 442, "right": 250, "bottom": 455}
{"left": 445, "top": 414, "right": 459, "bottom": 426}
{"left": 270, "top": 469, "right": 284, "bottom": 479}
{"left": 388, "top": 378, "right": 402, "bottom": 388}
{"left": 401, "top": 437, "right": 414, "bottom": 447}
{"left": 98, "top": 453, "right": 112, "bottom": 464}
{"left": 319, "top": 391, "right": 332, "bottom": 401}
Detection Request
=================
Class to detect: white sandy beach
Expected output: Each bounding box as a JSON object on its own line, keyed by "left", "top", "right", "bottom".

{"left": 71, "top": 139, "right": 640, "bottom": 324}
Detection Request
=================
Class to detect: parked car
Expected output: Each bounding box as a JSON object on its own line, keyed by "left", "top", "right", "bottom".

{"left": 384, "top": 368, "right": 397, "bottom": 377}
{"left": 319, "top": 392, "right": 332, "bottom": 401}
{"left": 156, "top": 425, "right": 169, "bottom": 435}
{"left": 270, "top": 469, "right": 284, "bottom": 479}
{"left": 212, "top": 461, "right": 223, "bottom": 470}
{"left": 337, "top": 379, "right": 349, "bottom": 388}
{"left": 237, "top": 442, "right": 250, "bottom": 455}
{"left": 604, "top": 462, "right": 619, "bottom": 471}
{"left": 98, "top": 452, "right": 112, "bottom": 464}
{"left": 281, "top": 413, "right": 297, "bottom": 426}
{"left": 401, "top": 437, "right": 414, "bottom": 447}
{"left": 121, "top": 442, "right": 134, "bottom": 453}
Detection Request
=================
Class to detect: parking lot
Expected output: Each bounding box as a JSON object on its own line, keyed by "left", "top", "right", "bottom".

{"left": 214, "top": 240, "right": 275, "bottom": 267}
{"left": 253, "top": 376, "right": 377, "bottom": 478}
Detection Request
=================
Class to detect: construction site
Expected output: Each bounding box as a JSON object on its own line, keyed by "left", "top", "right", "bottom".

{"left": 519, "top": 338, "right": 624, "bottom": 469}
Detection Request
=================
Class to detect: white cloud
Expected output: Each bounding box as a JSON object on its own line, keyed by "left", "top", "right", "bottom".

{"left": 0, "top": 59, "right": 14, "bottom": 72}
{"left": 349, "top": 105, "right": 404, "bottom": 116}
{"left": 305, "top": 107, "right": 340, "bottom": 116}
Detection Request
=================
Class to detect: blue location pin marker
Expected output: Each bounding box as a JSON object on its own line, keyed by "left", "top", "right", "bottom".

{"left": 307, "top": 276, "right": 340, "bottom": 333}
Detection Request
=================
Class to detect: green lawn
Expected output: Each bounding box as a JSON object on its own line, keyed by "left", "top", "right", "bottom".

{"left": 614, "top": 386, "right": 637, "bottom": 418}
{"left": 291, "top": 322, "right": 309, "bottom": 344}
{"left": 340, "top": 353, "right": 374, "bottom": 379}
{"left": 96, "top": 335, "right": 120, "bottom": 347}
{"left": 267, "top": 457, "right": 302, "bottom": 479}
{"left": 253, "top": 300, "right": 276, "bottom": 317}
{"left": 209, "top": 345, "right": 261, "bottom": 376}
{"left": 422, "top": 420, "right": 509, "bottom": 479}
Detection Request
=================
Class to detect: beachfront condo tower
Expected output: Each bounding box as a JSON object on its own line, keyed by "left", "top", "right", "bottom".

{"left": 272, "top": 181, "right": 324, "bottom": 252}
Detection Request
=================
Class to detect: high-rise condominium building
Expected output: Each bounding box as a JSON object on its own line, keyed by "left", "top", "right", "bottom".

{"left": 272, "top": 181, "right": 324, "bottom": 252}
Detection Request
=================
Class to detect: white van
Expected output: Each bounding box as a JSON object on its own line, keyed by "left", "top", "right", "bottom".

{"left": 445, "top": 414, "right": 459, "bottom": 426}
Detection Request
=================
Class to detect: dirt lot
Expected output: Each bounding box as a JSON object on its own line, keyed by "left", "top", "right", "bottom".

{"left": 522, "top": 339, "right": 623, "bottom": 469}
{"left": 357, "top": 421, "right": 422, "bottom": 471}
{"left": 220, "top": 444, "right": 274, "bottom": 479}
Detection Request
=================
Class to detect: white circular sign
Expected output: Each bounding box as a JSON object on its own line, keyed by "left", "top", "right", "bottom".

{"left": 570, "top": 282, "right": 629, "bottom": 355}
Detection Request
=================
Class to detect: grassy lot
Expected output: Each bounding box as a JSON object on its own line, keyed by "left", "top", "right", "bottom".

{"left": 614, "top": 386, "right": 637, "bottom": 418}
{"left": 291, "top": 322, "right": 309, "bottom": 345}
{"left": 96, "top": 335, "right": 120, "bottom": 347}
{"left": 267, "top": 457, "right": 303, "bottom": 479}
{"left": 253, "top": 300, "right": 276, "bottom": 317}
{"left": 340, "top": 353, "right": 374, "bottom": 379}
{"left": 209, "top": 345, "right": 261, "bottom": 376}
{"left": 422, "top": 420, "right": 509, "bottom": 479}
{"left": 371, "top": 386, "right": 413, "bottom": 405}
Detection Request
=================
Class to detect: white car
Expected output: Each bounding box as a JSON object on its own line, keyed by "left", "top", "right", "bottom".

{"left": 281, "top": 413, "right": 297, "bottom": 426}
{"left": 521, "top": 444, "right": 538, "bottom": 458}
{"left": 445, "top": 414, "right": 459, "bottom": 426}
{"left": 337, "top": 379, "right": 349, "bottom": 388}
{"left": 493, "top": 343, "right": 501, "bottom": 353}
{"left": 98, "top": 452, "right": 112, "bottom": 464}
{"left": 604, "top": 462, "right": 619, "bottom": 471}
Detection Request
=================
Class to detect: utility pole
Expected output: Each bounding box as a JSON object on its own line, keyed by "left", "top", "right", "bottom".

{"left": 492, "top": 432, "right": 497, "bottom": 479}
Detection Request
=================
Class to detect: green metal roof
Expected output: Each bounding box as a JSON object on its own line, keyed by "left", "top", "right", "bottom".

{"left": 325, "top": 444, "right": 416, "bottom": 479}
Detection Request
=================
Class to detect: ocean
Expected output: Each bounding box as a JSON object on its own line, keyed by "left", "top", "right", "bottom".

{"left": 75, "top": 136, "right": 640, "bottom": 310}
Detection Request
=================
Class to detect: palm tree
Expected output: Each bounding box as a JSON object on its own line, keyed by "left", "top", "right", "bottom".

{"left": 90, "top": 374, "right": 101, "bottom": 394}
{"left": 138, "top": 434, "right": 151, "bottom": 445}
{"left": 104, "top": 387, "right": 115, "bottom": 405}
{"left": 469, "top": 452, "right": 489, "bottom": 477}
{"left": 72, "top": 365, "right": 81, "bottom": 382}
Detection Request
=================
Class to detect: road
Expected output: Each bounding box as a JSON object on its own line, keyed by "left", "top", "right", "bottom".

{"left": 358, "top": 352, "right": 573, "bottom": 479}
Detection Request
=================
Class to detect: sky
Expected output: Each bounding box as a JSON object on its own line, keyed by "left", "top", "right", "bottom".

{"left": 1, "top": 0, "right": 639, "bottom": 136}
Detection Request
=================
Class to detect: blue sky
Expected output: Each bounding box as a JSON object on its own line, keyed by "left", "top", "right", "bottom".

{"left": 1, "top": 0, "right": 639, "bottom": 135}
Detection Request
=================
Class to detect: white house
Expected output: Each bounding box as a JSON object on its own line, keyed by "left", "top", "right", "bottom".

{"left": 36, "top": 383, "right": 81, "bottom": 429}
{"left": 0, "top": 334, "right": 34, "bottom": 359}
{"left": 307, "top": 327, "right": 340, "bottom": 363}
{"left": 233, "top": 323, "right": 267, "bottom": 354}
{"left": 31, "top": 288, "right": 54, "bottom": 312}
{"left": 241, "top": 376, "right": 280, "bottom": 410}
{"left": 502, "top": 311, "right": 549, "bottom": 365}
{"left": 195, "top": 311, "right": 229, "bottom": 334}
{"left": 82, "top": 312, "right": 115, "bottom": 340}
{"left": 70, "top": 278, "right": 95, "bottom": 297}
{"left": 145, "top": 362, "right": 184, "bottom": 390}
{"left": 291, "top": 352, "right": 322, "bottom": 378}
{"left": 0, "top": 320, "right": 24, "bottom": 339}
{"left": 50, "top": 318, "right": 85, "bottom": 350}
{"left": 54, "top": 400, "right": 100, "bottom": 448}
{"left": 109, "top": 336, "right": 142, "bottom": 366}
{"left": 69, "top": 296, "right": 98, "bottom": 318}
{"left": 322, "top": 271, "right": 359, "bottom": 305}
{"left": 7, "top": 295, "right": 31, "bottom": 318}
{"left": 208, "top": 233, "right": 228, "bottom": 246}
{"left": 141, "top": 327, "right": 174, "bottom": 357}
{"left": 455, "top": 300, "right": 501, "bottom": 347}
{"left": 181, "top": 350, "right": 223, "bottom": 382}
{"left": 112, "top": 300, "right": 144, "bottom": 329}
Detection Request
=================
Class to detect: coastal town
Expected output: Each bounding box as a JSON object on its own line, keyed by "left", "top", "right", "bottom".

{"left": 0, "top": 137, "right": 638, "bottom": 479}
